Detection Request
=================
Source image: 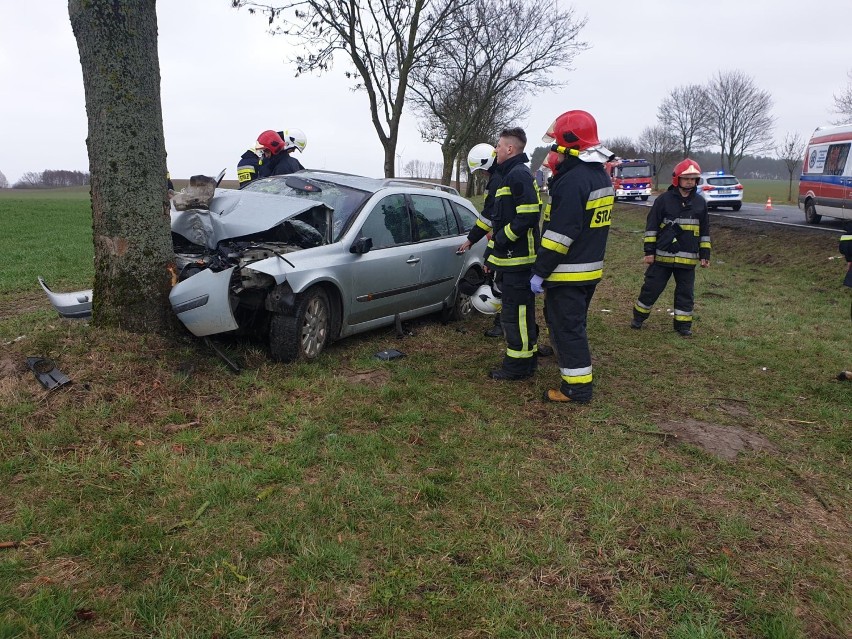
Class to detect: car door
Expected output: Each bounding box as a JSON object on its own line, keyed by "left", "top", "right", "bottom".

{"left": 820, "top": 142, "right": 849, "bottom": 218}
{"left": 346, "top": 193, "right": 423, "bottom": 325}
{"left": 408, "top": 193, "right": 467, "bottom": 308}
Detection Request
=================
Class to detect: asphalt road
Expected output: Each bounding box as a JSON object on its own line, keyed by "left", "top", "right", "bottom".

{"left": 631, "top": 196, "right": 850, "bottom": 234}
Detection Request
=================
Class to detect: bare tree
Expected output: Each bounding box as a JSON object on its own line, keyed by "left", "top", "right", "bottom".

{"left": 638, "top": 125, "right": 679, "bottom": 190}
{"left": 12, "top": 172, "right": 43, "bottom": 189}
{"left": 233, "top": 0, "right": 468, "bottom": 178}
{"left": 832, "top": 70, "right": 852, "bottom": 124}
{"left": 409, "top": 0, "right": 587, "bottom": 185}
{"left": 657, "top": 84, "right": 711, "bottom": 156}
{"left": 601, "top": 136, "right": 639, "bottom": 159}
{"left": 705, "top": 70, "right": 775, "bottom": 174}
{"left": 69, "top": 0, "right": 175, "bottom": 333}
{"left": 0, "top": 170, "right": 8, "bottom": 189}
{"left": 776, "top": 132, "right": 806, "bottom": 202}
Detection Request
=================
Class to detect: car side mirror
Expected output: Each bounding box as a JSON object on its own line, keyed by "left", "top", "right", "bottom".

{"left": 350, "top": 236, "right": 373, "bottom": 254}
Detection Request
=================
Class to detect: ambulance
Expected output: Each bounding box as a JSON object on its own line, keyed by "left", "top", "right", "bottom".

{"left": 798, "top": 123, "right": 852, "bottom": 224}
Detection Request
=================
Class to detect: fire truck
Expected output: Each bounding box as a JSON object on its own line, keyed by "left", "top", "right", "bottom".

{"left": 605, "top": 158, "right": 654, "bottom": 201}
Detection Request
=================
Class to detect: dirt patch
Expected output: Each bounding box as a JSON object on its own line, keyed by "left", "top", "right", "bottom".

{"left": 714, "top": 401, "right": 751, "bottom": 419}
{"left": 0, "top": 354, "right": 23, "bottom": 379}
{"left": 339, "top": 368, "right": 391, "bottom": 387}
{"left": 657, "top": 418, "right": 776, "bottom": 461}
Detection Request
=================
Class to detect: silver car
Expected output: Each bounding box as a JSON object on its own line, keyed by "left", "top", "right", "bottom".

{"left": 42, "top": 171, "right": 487, "bottom": 362}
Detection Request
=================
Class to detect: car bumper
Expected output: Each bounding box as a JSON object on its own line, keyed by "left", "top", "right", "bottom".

{"left": 169, "top": 266, "right": 240, "bottom": 336}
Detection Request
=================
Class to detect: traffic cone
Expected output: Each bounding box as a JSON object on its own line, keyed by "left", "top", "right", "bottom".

{"left": 764, "top": 197, "right": 773, "bottom": 211}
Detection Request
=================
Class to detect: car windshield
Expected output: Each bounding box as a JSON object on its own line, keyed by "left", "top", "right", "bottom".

{"left": 244, "top": 176, "right": 371, "bottom": 241}
{"left": 618, "top": 165, "right": 652, "bottom": 178}
{"left": 707, "top": 177, "right": 739, "bottom": 187}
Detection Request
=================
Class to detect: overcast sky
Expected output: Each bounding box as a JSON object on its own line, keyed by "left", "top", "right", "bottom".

{"left": 0, "top": 0, "right": 849, "bottom": 185}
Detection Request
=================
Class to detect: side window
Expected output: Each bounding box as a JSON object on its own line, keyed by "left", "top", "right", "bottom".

{"left": 359, "top": 194, "right": 411, "bottom": 248}
{"left": 451, "top": 201, "right": 477, "bottom": 233}
{"left": 410, "top": 194, "right": 453, "bottom": 240}
{"left": 824, "top": 143, "right": 850, "bottom": 176}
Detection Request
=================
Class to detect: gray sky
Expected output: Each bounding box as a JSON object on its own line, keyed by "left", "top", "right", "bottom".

{"left": 0, "top": 0, "right": 849, "bottom": 185}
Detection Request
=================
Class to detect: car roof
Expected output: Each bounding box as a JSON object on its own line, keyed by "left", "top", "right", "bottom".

{"left": 291, "top": 170, "right": 460, "bottom": 196}
{"left": 700, "top": 172, "right": 738, "bottom": 178}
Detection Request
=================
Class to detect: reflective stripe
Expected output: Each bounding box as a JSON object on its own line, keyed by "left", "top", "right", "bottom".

{"left": 656, "top": 255, "right": 699, "bottom": 266}
{"left": 516, "top": 203, "right": 540, "bottom": 214}
{"left": 543, "top": 202, "right": 551, "bottom": 222}
{"left": 519, "top": 304, "right": 529, "bottom": 354}
{"left": 674, "top": 315, "right": 692, "bottom": 322}
{"left": 496, "top": 187, "right": 512, "bottom": 197}
{"left": 506, "top": 347, "right": 536, "bottom": 358}
{"left": 700, "top": 235, "right": 711, "bottom": 243}
{"left": 560, "top": 366, "right": 593, "bottom": 384}
{"left": 680, "top": 224, "right": 699, "bottom": 234}
{"left": 504, "top": 224, "right": 519, "bottom": 242}
{"left": 674, "top": 217, "right": 699, "bottom": 225}
{"left": 487, "top": 239, "right": 495, "bottom": 248}
{"left": 634, "top": 303, "right": 651, "bottom": 315}
{"left": 841, "top": 235, "right": 852, "bottom": 241}
{"left": 700, "top": 242, "right": 711, "bottom": 249}
{"left": 553, "top": 261, "right": 603, "bottom": 272}
{"left": 644, "top": 231, "right": 657, "bottom": 237}
{"left": 644, "top": 236, "right": 656, "bottom": 244}
{"left": 656, "top": 250, "right": 699, "bottom": 260}
{"left": 488, "top": 254, "right": 536, "bottom": 266}
{"left": 674, "top": 309, "right": 692, "bottom": 316}
{"left": 475, "top": 219, "right": 492, "bottom": 232}
{"left": 589, "top": 187, "right": 614, "bottom": 201}
{"left": 541, "top": 237, "right": 569, "bottom": 255}
{"left": 543, "top": 229, "right": 574, "bottom": 249}
{"left": 546, "top": 269, "right": 602, "bottom": 282}
{"left": 586, "top": 195, "right": 615, "bottom": 210}
{"left": 527, "top": 228, "right": 535, "bottom": 257}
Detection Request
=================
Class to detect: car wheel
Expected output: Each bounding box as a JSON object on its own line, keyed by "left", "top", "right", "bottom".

{"left": 449, "top": 267, "right": 480, "bottom": 321}
{"left": 640, "top": 195, "right": 649, "bottom": 201}
{"left": 804, "top": 199, "right": 821, "bottom": 224}
{"left": 269, "top": 287, "right": 331, "bottom": 362}
{"left": 732, "top": 202, "right": 742, "bottom": 211}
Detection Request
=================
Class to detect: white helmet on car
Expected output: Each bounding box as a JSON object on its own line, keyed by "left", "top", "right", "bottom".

{"left": 281, "top": 128, "right": 307, "bottom": 153}
{"left": 467, "top": 143, "right": 496, "bottom": 173}
{"left": 471, "top": 283, "right": 502, "bottom": 315}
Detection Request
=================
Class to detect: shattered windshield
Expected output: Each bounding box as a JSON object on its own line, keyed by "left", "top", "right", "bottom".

{"left": 244, "top": 176, "right": 371, "bottom": 241}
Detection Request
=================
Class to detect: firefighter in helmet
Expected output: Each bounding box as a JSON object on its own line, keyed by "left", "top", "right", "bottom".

{"left": 531, "top": 110, "right": 614, "bottom": 403}
{"left": 267, "top": 128, "right": 307, "bottom": 176}
{"left": 630, "top": 158, "right": 711, "bottom": 336}
{"left": 236, "top": 130, "right": 286, "bottom": 189}
{"left": 458, "top": 143, "right": 504, "bottom": 337}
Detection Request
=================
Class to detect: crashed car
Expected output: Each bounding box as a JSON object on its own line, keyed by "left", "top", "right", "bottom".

{"left": 42, "top": 171, "right": 487, "bottom": 362}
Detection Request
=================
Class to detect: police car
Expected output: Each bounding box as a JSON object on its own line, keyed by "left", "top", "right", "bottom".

{"left": 696, "top": 172, "right": 744, "bottom": 211}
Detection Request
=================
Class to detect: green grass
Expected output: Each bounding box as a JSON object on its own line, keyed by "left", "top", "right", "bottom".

{"left": 0, "top": 193, "right": 849, "bottom": 638}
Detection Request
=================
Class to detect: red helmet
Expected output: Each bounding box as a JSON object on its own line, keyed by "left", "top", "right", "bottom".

{"left": 257, "top": 130, "right": 285, "bottom": 155}
{"left": 672, "top": 158, "right": 701, "bottom": 187}
{"left": 544, "top": 151, "right": 561, "bottom": 172}
{"left": 542, "top": 110, "right": 600, "bottom": 152}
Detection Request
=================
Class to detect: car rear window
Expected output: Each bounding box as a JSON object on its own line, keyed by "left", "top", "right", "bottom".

{"left": 707, "top": 177, "right": 740, "bottom": 187}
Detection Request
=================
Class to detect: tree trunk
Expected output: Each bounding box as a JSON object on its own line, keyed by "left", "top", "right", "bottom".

{"left": 440, "top": 144, "right": 455, "bottom": 185}
{"left": 69, "top": 0, "right": 175, "bottom": 334}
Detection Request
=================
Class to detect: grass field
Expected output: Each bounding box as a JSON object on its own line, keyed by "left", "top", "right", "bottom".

{"left": 0, "top": 191, "right": 849, "bottom": 638}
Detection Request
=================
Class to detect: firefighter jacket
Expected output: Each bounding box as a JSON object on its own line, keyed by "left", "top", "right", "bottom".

{"left": 236, "top": 150, "right": 265, "bottom": 189}
{"left": 466, "top": 169, "right": 499, "bottom": 251}
{"left": 841, "top": 231, "right": 852, "bottom": 287}
{"left": 532, "top": 159, "right": 614, "bottom": 286}
{"left": 267, "top": 150, "right": 305, "bottom": 176}
{"left": 643, "top": 185, "right": 711, "bottom": 268}
{"left": 486, "top": 153, "right": 541, "bottom": 272}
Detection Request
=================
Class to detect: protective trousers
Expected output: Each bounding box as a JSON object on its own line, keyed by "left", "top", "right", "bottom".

{"left": 633, "top": 263, "right": 695, "bottom": 330}
{"left": 546, "top": 284, "right": 596, "bottom": 401}
{"left": 499, "top": 269, "right": 538, "bottom": 375}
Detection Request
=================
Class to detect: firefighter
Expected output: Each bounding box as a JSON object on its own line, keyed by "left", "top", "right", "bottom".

{"left": 838, "top": 228, "right": 852, "bottom": 381}
{"left": 531, "top": 110, "right": 614, "bottom": 404}
{"left": 236, "top": 130, "right": 285, "bottom": 189}
{"left": 267, "top": 128, "right": 307, "bottom": 176}
{"left": 630, "top": 158, "right": 711, "bottom": 336}
{"left": 482, "top": 127, "right": 541, "bottom": 381}
{"left": 458, "top": 142, "right": 503, "bottom": 337}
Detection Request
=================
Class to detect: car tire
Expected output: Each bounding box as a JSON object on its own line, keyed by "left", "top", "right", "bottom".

{"left": 640, "top": 195, "right": 649, "bottom": 201}
{"left": 269, "top": 287, "right": 331, "bottom": 362}
{"left": 449, "top": 267, "right": 480, "bottom": 321}
{"left": 804, "top": 199, "right": 821, "bottom": 224}
{"left": 732, "top": 202, "right": 742, "bottom": 211}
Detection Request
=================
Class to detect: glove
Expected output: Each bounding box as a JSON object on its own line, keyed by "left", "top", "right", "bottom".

{"left": 530, "top": 274, "right": 544, "bottom": 294}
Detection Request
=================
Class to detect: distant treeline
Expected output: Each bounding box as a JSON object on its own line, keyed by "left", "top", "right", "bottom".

{"left": 663, "top": 150, "right": 796, "bottom": 180}
{"left": 12, "top": 169, "right": 91, "bottom": 189}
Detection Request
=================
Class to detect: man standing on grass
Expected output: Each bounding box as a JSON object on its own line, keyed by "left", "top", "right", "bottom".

{"left": 531, "top": 110, "right": 614, "bottom": 404}
{"left": 630, "top": 158, "right": 711, "bottom": 337}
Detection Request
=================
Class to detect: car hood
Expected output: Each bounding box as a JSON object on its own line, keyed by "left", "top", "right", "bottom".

{"left": 171, "top": 188, "right": 333, "bottom": 249}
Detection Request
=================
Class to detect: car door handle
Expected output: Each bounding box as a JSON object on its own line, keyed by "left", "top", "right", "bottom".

{"left": 406, "top": 256, "right": 421, "bottom": 264}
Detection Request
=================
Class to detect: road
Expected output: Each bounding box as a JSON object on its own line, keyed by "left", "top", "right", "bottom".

{"left": 630, "top": 196, "right": 849, "bottom": 234}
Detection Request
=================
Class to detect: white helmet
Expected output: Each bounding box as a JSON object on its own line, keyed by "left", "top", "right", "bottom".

{"left": 281, "top": 128, "right": 307, "bottom": 153}
{"left": 467, "top": 143, "right": 496, "bottom": 173}
{"left": 471, "top": 283, "right": 502, "bottom": 315}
